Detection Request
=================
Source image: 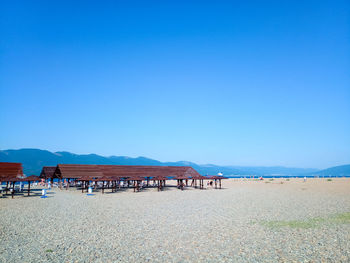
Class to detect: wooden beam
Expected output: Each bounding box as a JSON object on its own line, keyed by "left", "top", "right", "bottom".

{"left": 11, "top": 182, "right": 15, "bottom": 199}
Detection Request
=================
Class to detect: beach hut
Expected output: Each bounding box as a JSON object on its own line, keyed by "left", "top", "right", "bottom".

{"left": 52, "top": 164, "right": 201, "bottom": 193}
{"left": 207, "top": 175, "right": 228, "bottom": 189}
{"left": 191, "top": 175, "right": 208, "bottom": 189}
{"left": 0, "top": 162, "right": 24, "bottom": 198}
{"left": 0, "top": 163, "right": 41, "bottom": 198}
{"left": 174, "top": 175, "right": 191, "bottom": 189}
{"left": 21, "top": 175, "right": 40, "bottom": 196}
{"left": 152, "top": 176, "right": 168, "bottom": 191}
{"left": 39, "top": 166, "right": 56, "bottom": 183}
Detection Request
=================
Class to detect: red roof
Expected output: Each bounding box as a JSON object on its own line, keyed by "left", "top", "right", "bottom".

{"left": 191, "top": 175, "right": 209, "bottom": 180}
{"left": 54, "top": 164, "right": 200, "bottom": 180}
{"left": 39, "top": 166, "right": 56, "bottom": 178}
{"left": 0, "top": 162, "right": 23, "bottom": 180}
{"left": 23, "top": 175, "right": 40, "bottom": 181}
{"left": 207, "top": 175, "right": 228, "bottom": 180}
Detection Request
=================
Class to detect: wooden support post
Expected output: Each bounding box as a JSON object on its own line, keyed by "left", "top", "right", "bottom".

{"left": 81, "top": 181, "right": 84, "bottom": 193}
{"left": 28, "top": 181, "right": 31, "bottom": 196}
{"left": 102, "top": 181, "right": 104, "bottom": 194}
{"left": 12, "top": 182, "right": 15, "bottom": 199}
{"left": 6, "top": 181, "right": 9, "bottom": 194}
{"left": 220, "top": 179, "right": 222, "bottom": 189}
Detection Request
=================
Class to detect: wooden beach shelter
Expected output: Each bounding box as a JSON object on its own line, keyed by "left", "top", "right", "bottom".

{"left": 174, "top": 175, "right": 191, "bottom": 189}
{"left": 152, "top": 176, "right": 168, "bottom": 191}
{"left": 127, "top": 176, "right": 146, "bottom": 192}
{"left": 0, "top": 163, "right": 41, "bottom": 198}
{"left": 0, "top": 162, "right": 23, "bottom": 180}
{"left": 53, "top": 164, "right": 104, "bottom": 190}
{"left": 0, "top": 162, "right": 24, "bottom": 198}
{"left": 39, "top": 166, "right": 56, "bottom": 183}
{"left": 53, "top": 164, "right": 201, "bottom": 193}
{"left": 21, "top": 175, "right": 40, "bottom": 196}
{"left": 191, "top": 175, "right": 208, "bottom": 189}
{"left": 207, "top": 175, "right": 228, "bottom": 189}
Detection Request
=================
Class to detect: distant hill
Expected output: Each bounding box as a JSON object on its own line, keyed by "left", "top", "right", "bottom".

{"left": 310, "top": 164, "right": 350, "bottom": 177}
{"left": 227, "top": 166, "right": 318, "bottom": 175}
{"left": 0, "top": 148, "right": 320, "bottom": 176}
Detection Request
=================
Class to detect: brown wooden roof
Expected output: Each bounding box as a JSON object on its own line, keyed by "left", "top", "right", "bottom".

{"left": 54, "top": 164, "right": 200, "bottom": 180}
{"left": 0, "top": 162, "right": 24, "bottom": 180}
{"left": 174, "top": 176, "right": 191, "bottom": 180}
{"left": 39, "top": 166, "right": 56, "bottom": 178}
{"left": 207, "top": 175, "right": 228, "bottom": 180}
{"left": 1, "top": 175, "right": 40, "bottom": 182}
{"left": 191, "top": 175, "right": 210, "bottom": 180}
{"left": 24, "top": 175, "right": 41, "bottom": 181}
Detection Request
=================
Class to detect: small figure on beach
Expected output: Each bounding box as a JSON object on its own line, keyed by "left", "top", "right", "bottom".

{"left": 304, "top": 176, "right": 307, "bottom": 182}
{"left": 180, "top": 181, "right": 185, "bottom": 190}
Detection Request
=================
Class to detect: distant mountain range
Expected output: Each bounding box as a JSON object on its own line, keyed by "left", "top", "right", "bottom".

{"left": 311, "top": 164, "right": 350, "bottom": 177}
{"left": 0, "top": 148, "right": 348, "bottom": 177}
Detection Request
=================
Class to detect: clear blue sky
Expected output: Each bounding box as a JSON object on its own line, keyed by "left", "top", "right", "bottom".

{"left": 1, "top": 1, "right": 349, "bottom": 169}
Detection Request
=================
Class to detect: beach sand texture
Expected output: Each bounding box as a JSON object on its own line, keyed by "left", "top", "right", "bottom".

{"left": 1, "top": 178, "right": 349, "bottom": 262}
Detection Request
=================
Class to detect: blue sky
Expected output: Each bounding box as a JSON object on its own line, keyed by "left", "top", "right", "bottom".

{"left": 1, "top": 1, "right": 349, "bottom": 169}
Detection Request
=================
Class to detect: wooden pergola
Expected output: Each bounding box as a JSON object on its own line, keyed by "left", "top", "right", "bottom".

{"left": 0, "top": 162, "right": 40, "bottom": 198}
{"left": 174, "top": 176, "right": 191, "bottom": 190}
{"left": 152, "top": 176, "right": 168, "bottom": 191}
{"left": 39, "top": 166, "right": 56, "bottom": 183}
{"left": 191, "top": 175, "right": 208, "bottom": 189}
{"left": 207, "top": 175, "right": 228, "bottom": 189}
{"left": 52, "top": 164, "right": 202, "bottom": 193}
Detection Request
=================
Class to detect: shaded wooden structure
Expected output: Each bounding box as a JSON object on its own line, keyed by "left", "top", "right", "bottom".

{"left": 191, "top": 175, "right": 208, "bottom": 189}
{"left": 0, "top": 162, "right": 23, "bottom": 180}
{"left": 39, "top": 166, "right": 56, "bottom": 182}
{"left": 207, "top": 175, "right": 228, "bottom": 189}
{"left": 52, "top": 164, "right": 201, "bottom": 193}
{"left": 0, "top": 162, "right": 40, "bottom": 198}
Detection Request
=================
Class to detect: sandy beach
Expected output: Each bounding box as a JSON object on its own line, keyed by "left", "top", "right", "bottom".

{"left": 1, "top": 178, "right": 349, "bottom": 262}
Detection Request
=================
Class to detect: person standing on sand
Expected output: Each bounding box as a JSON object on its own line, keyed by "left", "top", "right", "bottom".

{"left": 304, "top": 176, "right": 307, "bottom": 182}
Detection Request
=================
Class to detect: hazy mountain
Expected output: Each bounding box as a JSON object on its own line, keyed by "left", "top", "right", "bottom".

{"left": 227, "top": 166, "right": 318, "bottom": 175}
{"left": 310, "top": 164, "right": 350, "bottom": 177}
{"left": 0, "top": 148, "right": 323, "bottom": 176}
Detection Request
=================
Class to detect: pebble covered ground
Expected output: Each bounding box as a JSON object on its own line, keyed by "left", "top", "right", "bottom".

{"left": 0, "top": 178, "right": 349, "bottom": 262}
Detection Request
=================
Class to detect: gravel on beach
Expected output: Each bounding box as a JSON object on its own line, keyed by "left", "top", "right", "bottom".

{"left": 1, "top": 178, "right": 349, "bottom": 263}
